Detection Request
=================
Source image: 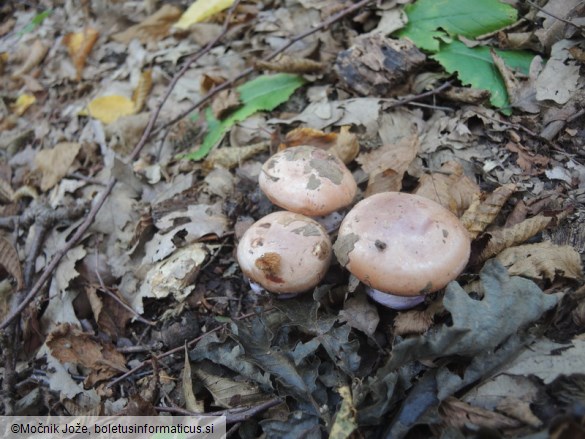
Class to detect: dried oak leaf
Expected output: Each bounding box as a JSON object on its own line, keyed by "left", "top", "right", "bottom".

{"left": 0, "top": 236, "right": 23, "bottom": 290}
{"left": 386, "top": 260, "right": 558, "bottom": 367}
{"left": 495, "top": 241, "right": 584, "bottom": 282}
{"left": 461, "top": 183, "right": 516, "bottom": 239}
{"left": 46, "top": 323, "right": 127, "bottom": 387}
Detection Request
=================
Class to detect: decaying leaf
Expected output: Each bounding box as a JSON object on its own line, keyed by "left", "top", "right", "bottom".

{"left": 339, "top": 294, "right": 380, "bottom": 337}
{"left": 62, "top": 27, "right": 99, "bottom": 80}
{"left": 329, "top": 386, "right": 358, "bottom": 439}
{"left": 211, "top": 89, "right": 241, "bottom": 119}
{"left": 46, "top": 323, "right": 127, "bottom": 387}
{"left": 132, "top": 70, "right": 153, "bottom": 113}
{"left": 496, "top": 241, "right": 584, "bottom": 282}
{"left": 86, "top": 95, "right": 136, "bottom": 124}
{"left": 414, "top": 161, "right": 480, "bottom": 216}
{"left": 255, "top": 55, "right": 325, "bottom": 74}
{"left": 0, "top": 236, "right": 24, "bottom": 290}
{"left": 111, "top": 4, "right": 182, "bottom": 44}
{"left": 357, "top": 135, "right": 418, "bottom": 195}
{"left": 384, "top": 260, "right": 558, "bottom": 368}
{"left": 203, "top": 142, "right": 269, "bottom": 170}
{"left": 461, "top": 183, "right": 516, "bottom": 239}
{"left": 282, "top": 126, "right": 359, "bottom": 164}
{"left": 11, "top": 94, "right": 36, "bottom": 116}
{"left": 193, "top": 362, "right": 266, "bottom": 408}
{"left": 477, "top": 214, "right": 554, "bottom": 264}
{"left": 85, "top": 286, "right": 133, "bottom": 340}
{"left": 34, "top": 142, "right": 81, "bottom": 191}
{"left": 11, "top": 39, "right": 49, "bottom": 78}
{"left": 174, "top": 0, "right": 235, "bottom": 30}
{"left": 439, "top": 397, "right": 522, "bottom": 430}
{"left": 393, "top": 302, "right": 442, "bottom": 336}
{"left": 183, "top": 345, "right": 205, "bottom": 412}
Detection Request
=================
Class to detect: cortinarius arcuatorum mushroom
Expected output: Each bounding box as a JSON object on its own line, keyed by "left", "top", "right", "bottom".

{"left": 259, "top": 145, "right": 357, "bottom": 228}
{"left": 333, "top": 192, "right": 471, "bottom": 309}
{"left": 237, "top": 211, "right": 332, "bottom": 295}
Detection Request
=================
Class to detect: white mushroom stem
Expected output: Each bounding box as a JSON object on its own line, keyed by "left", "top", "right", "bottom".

{"left": 247, "top": 279, "right": 302, "bottom": 299}
{"left": 366, "top": 287, "right": 425, "bottom": 310}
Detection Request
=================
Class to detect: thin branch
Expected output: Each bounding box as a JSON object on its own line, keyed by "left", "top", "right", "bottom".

{"left": 525, "top": 0, "right": 585, "bottom": 31}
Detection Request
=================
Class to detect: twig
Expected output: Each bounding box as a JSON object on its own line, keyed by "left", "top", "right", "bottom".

{"left": 525, "top": 0, "right": 585, "bottom": 32}
{"left": 386, "top": 80, "right": 453, "bottom": 109}
{"left": 156, "top": 397, "right": 282, "bottom": 424}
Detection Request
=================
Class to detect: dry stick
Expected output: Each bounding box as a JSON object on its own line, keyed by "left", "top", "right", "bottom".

{"left": 0, "top": 1, "right": 241, "bottom": 332}
{"left": 525, "top": 0, "right": 585, "bottom": 31}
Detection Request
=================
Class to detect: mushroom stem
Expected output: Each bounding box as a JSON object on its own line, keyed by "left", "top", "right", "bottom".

{"left": 365, "top": 287, "right": 425, "bottom": 310}
{"left": 313, "top": 211, "right": 345, "bottom": 233}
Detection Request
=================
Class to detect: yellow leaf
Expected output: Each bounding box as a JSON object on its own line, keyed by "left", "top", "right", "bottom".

{"left": 174, "top": 0, "right": 234, "bottom": 30}
{"left": 11, "top": 94, "right": 36, "bottom": 116}
{"left": 86, "top": 95, "right": 136, "bottom": 124}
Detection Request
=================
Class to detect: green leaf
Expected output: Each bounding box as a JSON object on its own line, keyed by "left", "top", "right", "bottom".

{"left": 432, "top": 40, "right": 534, "bottom": 108}
{"left": 398, "top": 0, "right": 517, "bottom": 51}
{"left": 17, "top": 9, "right": 53, "bottom": 36}
{"left": 182, "top": 73, "right": 306, "bottom": 161}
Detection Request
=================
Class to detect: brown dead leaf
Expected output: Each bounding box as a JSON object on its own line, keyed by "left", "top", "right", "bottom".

{"left": 282, "top": 126, "right": 359, "bottom": 164}
{"left": 496, "top": 241, "right": 584, "bottom": 282}
{"left": 132, "top": 70, "right": 153, "bottom": 113}
{"left": 203, "top": 142, "right": 268, "bottom": 170}
{"left": 461, "top": 183, "right": 516, "bottom": 239}
{"left": 414, "top": 161, "right": 480, "bottom": 216}
{"left": 440, "top": 397, "right": 522, "bottom": 430}
{"left": 111, "top": 4, "right": 182, "bottom": 44}
{"left": 255, "top": 55, "right": 325, "bottom": 74}
{"left": 183, "top": 345, "right": 205, "bottom": 412}
{"left": 46, "top": 323, "right": 127, "bottom": 387}
{"left": 496, "top": 397, "right": 542, "bottom": 428}
{"left": 357, "top": 135, "right": 418, "bottom": 196}
{"left": 477, "top": 214, "right": 554, "bottom": 264}
{"left": 393, "top": 305, "right": 437, "bottom": 336}
{"left": 211, "top": 89, "right": 241, "bottom": 119}
{"left": 12, "top": 39, "right": 49, "bottom": 78}
{"left": 505, "top": 142, "right": 549, "bottom": 176}
{"left": 0, "top": 236, "right": 23, "bottom": 290}
{"left": 62, "top": 28, "right": 99, "bottom": 80}
{"left": 34, "top": 142, "right": 81, "bottom": 191}
{"left": 86, "top": 286, "right": 133, "bottom": 341}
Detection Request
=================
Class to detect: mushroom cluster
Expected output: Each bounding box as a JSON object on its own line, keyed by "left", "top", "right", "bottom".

{"left": 237, "top": 144, "right": 471, "bottom": 307}
{"left": 237, "top": 145, "right": 356, "bottom": 295}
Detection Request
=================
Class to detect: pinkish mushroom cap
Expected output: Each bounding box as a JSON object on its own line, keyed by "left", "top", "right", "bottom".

{"left": 259, "top": 145, "right": 357, "bottom": 217}
{"left": 237, "top": 211, "right": 332, "bottom": 294}
{"left": 333, "top": 192, "right": 470, "bottom": 297}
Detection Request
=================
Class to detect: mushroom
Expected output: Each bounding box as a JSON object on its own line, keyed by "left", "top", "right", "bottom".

{"left": 333, "top": 192, "right": 470, "bottom": 309}
{"left": 259, "top": 145, "right": 357, "bottom": 230}
{"left": 237, "top": 211, "right": 332, "bottom": 295}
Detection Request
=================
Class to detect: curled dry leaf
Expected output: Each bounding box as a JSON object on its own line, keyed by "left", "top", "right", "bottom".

{"left": 183, "top": 345, "right": 205, "bottom": 413}
{"left": 393, "top": 301, "right": 442, "bottom": 336}
{"left": 255, "top": 55, "right": 325, "bottom": 74}
{"left": 496, "top": 241, "right": 584, "bottom": 282}
{"left": 439, "top": 397, "right": 522, "bottom": 430}
{"left": 12, "top": 39, "right": 49, "bottom": 78}
{"left": 203, "top": 141, "right": 268, "bottom": 170}
{"left": 477, "top": 214, "right": 554, "bottom": 264}
{"left": 282, "top": 126, "right": 359, "bottom": 164}
{"left": 356, "top": 134, "right": 418, "bottom": 195}
{"left": 461, "top": 183, "right": 516, "bottom": 239}
{"left": 62, "top": 27, "right": 99, "bottom": 80}
{"left": 46, "top": 323, "right": 127, "bottom": 387}
{"left": 0, "top": 236, "right": 24, "bottom": 290}
{"left": 111, "top": 4, "right": 182, "bottom": 44}
{"left": 414, "top": 160, "right": 480, "bottom": 216}
{"left": 34, "top": 142, "right": 81, "bottom": 192}
{"left": 132, "top": 70, "right": 153, "bottom": 113}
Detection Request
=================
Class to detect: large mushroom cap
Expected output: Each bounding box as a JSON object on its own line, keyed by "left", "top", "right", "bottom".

{"left": 333, "top": 192, "right": 470, "bottom": 296}
{"left": 237, "top": 211, "right": 332, "bottom": 294}
{"left": 259, "top": 145, "right": 357, "bottom": 216}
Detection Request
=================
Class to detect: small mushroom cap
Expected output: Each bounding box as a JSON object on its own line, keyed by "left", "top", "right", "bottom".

{"left": 333, "top": 192, "right": 470, "bottom": 296}
{"left": 237, "top": 211, "right": 332, "bottom": 294}
{"left": 259, "top": 145, "right": 357, "bottom": 216}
